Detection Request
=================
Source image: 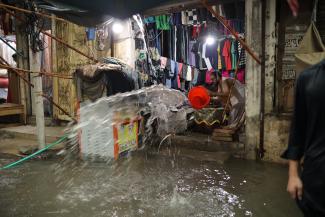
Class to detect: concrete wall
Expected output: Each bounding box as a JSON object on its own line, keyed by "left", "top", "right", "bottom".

{"left": 245, "top": 0, "right": 262, "bottom": 159}
{"left": 113, "top": 19, "right": 136, "bottom": 68}
{"left": 245, "top": 0, "right": 292, "bottom": 163}
{"left": 263, "top": 115, "right": 290, "bottom": 163}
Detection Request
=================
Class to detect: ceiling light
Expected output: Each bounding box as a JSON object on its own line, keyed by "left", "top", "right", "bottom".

{"left": 206, "top": 36, "right": 215, "bottom": 45}
{"left": 112, "top": 22, "right": 124, "bottom": 34}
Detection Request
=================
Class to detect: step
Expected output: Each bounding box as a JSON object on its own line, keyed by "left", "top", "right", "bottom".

{"left": 0, "top": 125, "right": 65, "bottom": 143}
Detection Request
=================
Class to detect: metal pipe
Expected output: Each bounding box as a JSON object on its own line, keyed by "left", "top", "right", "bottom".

{"left": 259, "top": 0, "right": 266, "bottom": 159}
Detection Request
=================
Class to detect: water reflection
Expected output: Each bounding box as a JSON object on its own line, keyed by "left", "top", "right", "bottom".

{"left": 0, "top": 155, "right": 302, "bottom": 217}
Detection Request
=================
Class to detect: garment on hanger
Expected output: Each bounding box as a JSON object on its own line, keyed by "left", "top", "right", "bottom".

{"left": 171, "top": 12, "right": 182, "bottom": 26}
{"left": 231, "top": 39, "right": 238, "bottom": 69}
{"left": 217, "top": 41, "right": 222, "bottom": 70}
{"left": 186, "top": 65, "right": 192, "bottom": 81}
{"left": 192, "top": 68, "right": 199, "bottom": 86}
{"left": 155, "top": 15, "right": 170, "bottom": 30}
{"left": 202, "top": 42, "right": 213, "bottom": 70}
{"left": 222, "top": 39, "right": 232, "bottom": 70}
{"left": 188, "top": 40, "right": 196, "bottom": 66}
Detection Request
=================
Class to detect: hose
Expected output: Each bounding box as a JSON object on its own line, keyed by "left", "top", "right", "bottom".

{"left": 0, "top": 135, "right": 68, "bottom": 170}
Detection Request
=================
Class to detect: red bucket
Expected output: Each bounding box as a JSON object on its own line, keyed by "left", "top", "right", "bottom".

{"left": 188, "top": 86, "right": 210, "bottom": 110}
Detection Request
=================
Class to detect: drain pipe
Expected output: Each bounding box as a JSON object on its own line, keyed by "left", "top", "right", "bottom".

{"left": 259, "top": 0, "right": 266, "bottom": 159}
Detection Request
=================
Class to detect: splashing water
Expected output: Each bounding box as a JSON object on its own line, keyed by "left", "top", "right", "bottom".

{"left": 66, "top": 85, "right": 188, "bottom": 160}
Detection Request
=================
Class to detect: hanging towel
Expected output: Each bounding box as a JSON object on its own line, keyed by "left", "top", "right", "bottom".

{"left": 202, "top": 42, "right": 213, "bottom": 70}
{"left": 160, "top": 57, "right": 168, "bottom": 69}
{"left": 181, "top": 11, "right": 187, "bottom": 25}
{"left": 217, "top": 41, "right": 222, "bottom": 70}
{"left": 231, "top": 40, "right": 237, "bottom": 70}
{"left": 192, "top": 68, "right": 199, "bottom": 85}
{"left": 186, "top": 65, "right": 192, "bottom": 81}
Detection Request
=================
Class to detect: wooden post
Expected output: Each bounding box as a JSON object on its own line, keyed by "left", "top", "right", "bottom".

{"left": 29, "top": 49, "right": 45, "bottom": 149}
{"left": 15, "top": 16, "right": 30, "bottom": 123}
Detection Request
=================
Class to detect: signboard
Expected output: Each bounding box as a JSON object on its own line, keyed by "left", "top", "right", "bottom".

{"left": 282, "top": 25, "right": 308, "bottom": 80}
{"left": 113, "top": 119, "right": 140, "bottom": 159}
{"left": 282, "top": 62, "right": 296, "bottom": 80}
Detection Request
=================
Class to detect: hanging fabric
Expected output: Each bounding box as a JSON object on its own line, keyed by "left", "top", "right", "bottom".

{"left": 295, "top": 22, "right": 325, "bottom": 78}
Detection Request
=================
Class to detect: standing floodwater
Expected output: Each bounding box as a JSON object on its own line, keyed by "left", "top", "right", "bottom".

{"left": 0, "top": 86, "right": 301, "bottom": 216}
{"left": 0, "top": 155, "right": 301, "bottom": 217}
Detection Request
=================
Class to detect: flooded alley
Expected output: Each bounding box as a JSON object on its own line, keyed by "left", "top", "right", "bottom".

{"left": 0, "top": 155, "right": 301, "bottom": 217}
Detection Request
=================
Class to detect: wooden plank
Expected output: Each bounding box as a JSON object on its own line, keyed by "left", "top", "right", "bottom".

{"left": 213, "top": 128, "right": 236, "bottom": 134}
{"left": 212, "top": 136, "right": 234, "bottom": 142}
{"left": 0, "top": 103, "right": 24, "bottom": 116}
{"left": 213, "top": 132, "right": 233, "bottom": 137}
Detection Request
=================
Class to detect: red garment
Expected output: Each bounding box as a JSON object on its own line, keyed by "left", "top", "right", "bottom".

{"left": 222, "top": 39, "right": 232, "bottom": 70}
{"left": 237, "top": 69, "right": 245, "bottom": 84}
{"left": 192, "top": 25, "right": 201, "bottom": 39}
{"left": 177, "top": 63, "right": 183, "bottom": 88}
{"left": 205, "top": 69, "right": 214, "bottom": 84}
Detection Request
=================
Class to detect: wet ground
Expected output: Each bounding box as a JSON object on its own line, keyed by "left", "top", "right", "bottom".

{"left": 0, "top": 153, "right": 302, "bottom": 217}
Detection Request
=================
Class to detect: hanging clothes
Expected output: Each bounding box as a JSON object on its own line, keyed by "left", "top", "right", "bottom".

{"left": 205, "top": 69, "right": 213, "bottom": 84}
{"left": 181, "top": 63, "right": 188, "bottom": 79}
{"left": 217, "top": 41, "right": 222, "bottom": 70}
{"left": 205, "top": 40, "right": 218, "bottom": 69}
{"left": 177, "top": 63, "right": 183, "bottom": 88}
{"left": 222, "top": 39, "right": 232, "bottom": 70}
{"left": 165, "top": 59, "right": 172, "bottom": 88}
{"left": 192, "top": 68, "right": 199, "bottom": 86}
{"left": 237, "top": 68, "right": 245, "bottom": 84}
{"left": 188, "top": 41, "right": 196, "bottom": 66}
{"left": 171, "top": 12, "right": 182, "bottom": 26}
{"left": 202, "top": 42, "right": 213, "bottom": 70}
{"left": 155, "top": 15, "right": 170, "bottom": 30}
{"left": 160, "top": 57, "right": 168, "bottom": 69}
{"left": 144, "top": 16, "right": 155, "bottom": 24}
{"left": 197, "top": 8, "right": 208, "bottom": 24}
{"left": 192, "top": 25, "right": 201, "bottom": 39}
{"left": 186, "top": 65, "right": 192, "bottom": 81}
{"left": 231, "top": 39, "right": 238, "bottom": 70}
{"left": 238, "top": 43, "right": 246, "bottom": 68}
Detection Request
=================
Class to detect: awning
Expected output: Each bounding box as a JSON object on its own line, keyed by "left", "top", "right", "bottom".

{"left": 35, "top": 0, "right": 173, "bottom": 26}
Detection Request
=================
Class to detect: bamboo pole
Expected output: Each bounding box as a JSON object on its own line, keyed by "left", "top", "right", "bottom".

{"left": 0, "top": 62, "right": 76, "bottom": 122}
{"left": 0, "top": 64, "right": 73, "bottom": 79}
{"left": 201, "top": 0, "right": 261, "bottom": 65}
{"left": 0, "top": 3, "right": 68, "bottom": 23}
{"left": 220, "top": 48, "right": 243, "bottom": 126}
{"left": 41, "top": 93, "right": 77, "bottom": 123}
{"left": 2, "top": 8, "right": 78, "bottom": 122}
{"left": 0, "top": 56, "right": 34, "bottom": 88}
{"left": 41, "top": 31, "right": 99, "bottom": 63}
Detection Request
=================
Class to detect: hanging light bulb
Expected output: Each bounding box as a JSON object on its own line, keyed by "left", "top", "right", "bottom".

{"left": 206, "top": 35, "right": 215, "bottom": 45}
{"left": 112, "top": 21, "right": 124, "bottom": 34}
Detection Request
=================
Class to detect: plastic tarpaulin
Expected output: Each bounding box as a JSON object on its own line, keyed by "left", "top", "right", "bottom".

{"left": 295, "top": 22, "right": 325, "bottom": 77}
{"left": 36, "top": 0, "right": 172, "bottom": 26}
